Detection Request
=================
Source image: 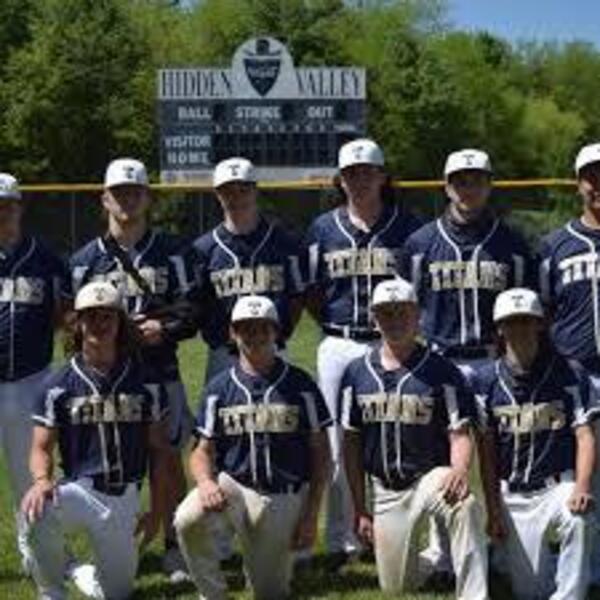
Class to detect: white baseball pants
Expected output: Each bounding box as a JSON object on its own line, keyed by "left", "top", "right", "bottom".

{"left": 317, "top": 335, "right": 370, "bottom": 554}
{"left": 494, "top": 479, "right": 592, "bottom": 600}
{"left": 372, "top": 467, "right": 488, "bottom": 600}
{"left": 0, "top": 367, "right": 50, "bottom": 573}
{"left": 26, "top": 478, "right": 140, "bottom": 600}
{"left": 174, "top": 472, "right": 306, "bottom": 600}
{"left": 422, "top": 357, "right": 490, "bottom": 574}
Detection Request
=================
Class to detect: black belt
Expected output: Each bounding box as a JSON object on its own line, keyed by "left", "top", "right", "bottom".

{"left": 442, "top": 345, "right": 494, "bottom": 360}
{"left": 238, "top": 478, "right": 303, "bottom": 495}
{"left": 323, "top": 325, "right": 380, "bottom": 342}
{"left": 91, "top": 476, "right": 137, "bottom": 497}
{"left": 505, "top": 471, "right": 572, "bottom": 494}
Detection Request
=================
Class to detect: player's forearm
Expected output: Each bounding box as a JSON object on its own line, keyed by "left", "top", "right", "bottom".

{"left": 304, "top": 432, "right": 331, "bottom": 517}
{"left": 344, "top": 431, "right": 367, "bottom": 514}
{"left": 449, "top": 428, "right": 473, "bottom": 473}
{"left": 575, "top": 424, "right": 595, "bottom": 493}
{"left": 189, "top": 439, "right": 217, "bottom": 486}
{"left": 477, "top": 431, "right": 503, "bottom": 515}
{"left": 29, "top": 427, "right": 56, "bottom": 482}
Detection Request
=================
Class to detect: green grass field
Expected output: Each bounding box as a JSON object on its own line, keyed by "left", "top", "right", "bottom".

{"left": 0, "top": 317, "right": 597, "bottom": 598}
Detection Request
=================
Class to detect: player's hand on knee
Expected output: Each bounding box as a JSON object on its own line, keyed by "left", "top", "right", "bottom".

{"left": 355, "top": 512, "right": 374, "bottom": 546}
{"left": 21, "top": 478, "right": 56, "bottom": 524}
{"left": 567, "top": 488, "right": 595, "bottom": 514}
{"left": 441, "top": 467, "right": 470, "bottom": 505}
{"left": 198, "top": 479, "right": 227, "bottom": 512}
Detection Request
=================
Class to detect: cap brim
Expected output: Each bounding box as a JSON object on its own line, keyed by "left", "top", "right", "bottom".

{"left": 495, "top": 310, "right": 543, "bottom": 323}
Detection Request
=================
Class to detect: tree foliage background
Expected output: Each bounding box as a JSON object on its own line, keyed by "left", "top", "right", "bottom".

{"left": 0, "top": 0, "right": 598, "bottom": 183}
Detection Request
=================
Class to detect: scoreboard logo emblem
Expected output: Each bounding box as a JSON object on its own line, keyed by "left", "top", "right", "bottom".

{"left": 243, "top": 38, "right": 282, "bottom": 97}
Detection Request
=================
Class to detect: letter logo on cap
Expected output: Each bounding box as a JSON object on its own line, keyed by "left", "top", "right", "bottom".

{"left": 512, "top": 293, "right": 524, "bottom": 308}
{"left": 464, "top": 152, "right": 475, "bottom": 166}
{"left": 229, "top": 164, "right": 240, "bottom": 177}
{"left": 94, "top": 288, "right": 106, "bottom": 302}
{"left": 353, "top": 145, "right": 364, "bottom": 160}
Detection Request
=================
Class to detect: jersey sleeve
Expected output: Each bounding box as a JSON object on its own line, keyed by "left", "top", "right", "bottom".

{"left": 145, "top": 383, "right": 170, "bottom": 423}
{"left": 48, "top": 250, "right": 73, "bottom": 301}
{"left": 397, "top": 229, "right": 426, "bottom": 297}
{"left": 339, "top": 365, "right": 362, "bottom": 431}
{"left": 281, "top": 230, "right": 305, "bottom": 296}
{"left": 194, "top": 380, "right": 222, "bottom": 439}
{"left": 442, "top": 363, "right": 478, "bottom": 432}
{"left": 469, "top": 365, "right": 495, "bottom": 431}
{"left": 512, "top": 234, "right": 537, "bottom": 290}
{"left": 564, "top": 364, "right": 600, "bottom": 428}
{"left": 537, "top": 235, "right": 555, "bottom": 307}
{"left": 32, "top": 378, "right": 65, "bottom": 428}
{"left": 299, "top": 376, "right": 332, "bottom": 432}
{"left": 301, "top": 221, "right": 323, "bottom": 291}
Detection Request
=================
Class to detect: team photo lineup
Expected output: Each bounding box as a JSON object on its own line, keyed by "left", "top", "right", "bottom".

{"left": 2, "top": 137, "right": 600, "bottom": 600}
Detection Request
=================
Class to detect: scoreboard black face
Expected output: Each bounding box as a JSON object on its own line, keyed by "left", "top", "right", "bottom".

{"left": 159, "top": 99, "right": 366, "bottom": 170}
{"left": 158, "top": 37, "right": 367, "bottom": 181}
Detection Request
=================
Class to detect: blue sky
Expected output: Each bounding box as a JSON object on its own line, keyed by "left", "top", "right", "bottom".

{"left": 448, "top": 0, "right": 600, "bottom": 47}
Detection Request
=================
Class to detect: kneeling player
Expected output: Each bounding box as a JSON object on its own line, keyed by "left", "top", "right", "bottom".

{"left": 477, "top": 288, "right": 596, "bottom": 600}
{"left": 174, "top": 295, "right": 331, "bottom": 600}
{"left": 341, "top": 279, "right": 488, "bottom": 599}
{"left": 21, "top": 282, "right": 169, "bottom": 600}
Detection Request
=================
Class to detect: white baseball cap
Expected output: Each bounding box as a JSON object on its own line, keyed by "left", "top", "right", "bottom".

{"left": 213, "top": 157, "right": 257, "bottom": 189}
{"left": 104, "top": 158, "right": 149, "bottom": 189}
{"left": 493, "top": 288, "right": 544, "bottom": 323}
{"left": 444, "top": 149, "right": 493, "bottom": 179}
{"left": 0, "top": 173, "right": 21, "bottom": 201}
{"left": 575, "top": 143, "right": 600, "bottom": 176}
{"left": 338, "top": 139, "right": 385, "bottom": 170}
{"left": 75, "top": 282, "right": 124, "bottom": 312}
{"left": 371, "top": 278, "right": 417, "bottom": 308}
{"left": 231, "top": 295, "right": 279, "bottom": 325}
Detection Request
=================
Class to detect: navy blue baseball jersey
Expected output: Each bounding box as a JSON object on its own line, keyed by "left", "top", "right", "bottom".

{"left": 195, "top": 358, "right": 331, "bottom": 491}
{"left": 305, "top": 203, "right": 422, "bottom": 333}
{"left": 473, "top": 352, "right": 596, "bottom": 492}
{"left": 0, "top": 236, "right": 71, "bottom": 381}
{"left": 339, "top": 344, "right": 477, "bottom": 490}
{"left": 192, "top": 218, "right": 303, "bottom": 349}
{"left": 400, "top": 212, "right": 534, "bottom": 352}
{"left": 539, "top": 218, "right": 600, "bottom": 371}
{"left": 32, "top": 355, "right": 167, "bottom": 485}
{"left": 70, "top": 230, "right": 194, "bottom": 383}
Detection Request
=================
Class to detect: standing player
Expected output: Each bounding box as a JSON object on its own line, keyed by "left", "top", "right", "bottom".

{"left": 341, "top": 278, "right": 488, "bottom": 599}
{"left": 21, "top": 281, "right": 169, "bottom": 600}
{"left": 400, "top": 148, "right": 534, "bottom": 575}
{"left": 70, "top": 158, "right": 196, "bottom": 580}
{"left": 174, "top": 295, "right": 331, "bottom": 599}
{"left": 477, "top": 288, "right": 596, "bottom": 600}
{"left": 538, "top": 141, "right": 600, "bottom": 583}
{"left": 304, "top": 138, "right": 422, "bottom": 565}
{"left": 0, "top": 173, "right": 71, "bottom": 573}
{"left": 192, "top": 156, "right": 304, "bottom": 384}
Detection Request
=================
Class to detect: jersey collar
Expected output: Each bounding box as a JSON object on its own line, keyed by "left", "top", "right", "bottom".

{"left": 232, "top": 356, "right": 287, "bottom": 393}
{"left": 72, "top": 353, "right": 132, "bottom": 394}
{"left": 216, "top": 216, "right": 268, "bottom": 244}
{"left": 369, "top": 342, "right": 428, "bottom": 377}
{"left": 337, "top": 202, "right": 397, "bottom": 238}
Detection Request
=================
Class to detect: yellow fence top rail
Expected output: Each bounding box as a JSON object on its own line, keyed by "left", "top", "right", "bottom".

{"left": 18, "top": 178, "right": 577, "bottom": 193}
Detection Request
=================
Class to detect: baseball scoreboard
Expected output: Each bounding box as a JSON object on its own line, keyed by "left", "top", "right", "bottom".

{"left": 158, "top": 37, "right": 367, "bottom": 182}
